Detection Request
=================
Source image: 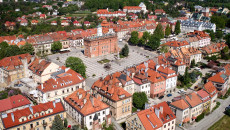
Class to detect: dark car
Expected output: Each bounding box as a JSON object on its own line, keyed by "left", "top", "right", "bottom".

{"left": 225, "top": 106, "right": 230, "bottom": 111}
{"left": 159, "top": 95, "right": 164, "bottom": 99}
{"left": 167, "top": 94, "right": 172, "bottom": 97}
{"left": 14, "top": 84, "right": 23, "bottom": 87}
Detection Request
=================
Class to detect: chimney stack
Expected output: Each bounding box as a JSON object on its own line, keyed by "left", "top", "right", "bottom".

{"left": 11, "top": 113, "right": 15, "bottom": 122}
{"left": 83, "top": 98, "right": 87, "bottom": 104}
{"left": 41, "top": 83, "right": 44, "bottom": 89}
{"left": 79, "top": 94, "right": 82, "bottom": 99}
{"left": 160, "top": 106, "right": 163, "bottom": 114}
{"left": 90, "top": 96, "right": 94, "bottom": 106}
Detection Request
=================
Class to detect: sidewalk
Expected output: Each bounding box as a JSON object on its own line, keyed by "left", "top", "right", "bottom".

{"left": 186, "top": 97, "right": 230, "bottom": 130}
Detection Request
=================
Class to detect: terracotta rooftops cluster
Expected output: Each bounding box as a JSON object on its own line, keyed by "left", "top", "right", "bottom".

{"left": 37, "top": 66, "right": 84, "bottom": 93}
{"left": 64, "top": 88, "right": 109, "bottom": 116}
{"left": 0, "top": 53, "right": 32, "bottom": 71}
{"left": 0, "top": 94, "right": 31, "bottom": 113}
{"left": 201, "top": 42, "right": 227, "bottom": 54}
{"left": 163, "top": 41, "right": 189, "bottom": 47}
{"left": 28, "top": 58, "right": 51, "bottom": 76}
{"left": 1, "top": 100, "right": 65, "bottom": 129}
{"left": 137, "top": 101, "right": 176, "bottom": 129}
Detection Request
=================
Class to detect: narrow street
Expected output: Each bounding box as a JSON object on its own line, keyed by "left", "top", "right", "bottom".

{"left": 186, "top": 97, "right": 230, "bottom": 130}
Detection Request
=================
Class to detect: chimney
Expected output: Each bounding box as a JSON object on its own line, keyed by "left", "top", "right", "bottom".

{"left": 11, "top": 113, "right": 15, "bottom": 122}
{"left": 155, "top": 108, "right": 160, "bottom": 118}
{"left": 79, "top": 94, "right": 82, "bottom": 99}
{"left": 53, "top": 100, "right": 56, "bottom": 108}
{"left": 145, "top": 72, "right": 148, "bottom": 77}
{"left": 83, "top": 98, "right": 87, "bottom": 104}
{"left": 160, "top": 106, "right": 163, "bottom": 114}
{"left": 41, "top": 83, "right": 44, "bottom": 89}
{"left": 90, "top": 96, "right": 94, "bottom": 106}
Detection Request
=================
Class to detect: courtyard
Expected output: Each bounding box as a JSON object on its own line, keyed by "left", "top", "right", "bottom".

{"left": 47, "top": 41, "right": 158, "bottom": 89}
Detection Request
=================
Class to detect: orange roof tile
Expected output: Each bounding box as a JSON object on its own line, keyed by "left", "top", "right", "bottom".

{"left": 2, "top": 100, "right": 65, "bottom": 129}
{"left": 64, "top": 88, "right": 109, "bottom": 116}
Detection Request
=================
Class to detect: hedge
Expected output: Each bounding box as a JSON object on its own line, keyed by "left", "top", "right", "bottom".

{"left": 195, "top": 113, "right": 205, "bottom": 122}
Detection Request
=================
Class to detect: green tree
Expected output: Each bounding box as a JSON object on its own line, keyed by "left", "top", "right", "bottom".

{"left": 139, "top": 38, "right": 145, "bottom": 46}
{"left": 165, "top": 24, "right": 171, "bottom": 37}
{"left": 64, "top": 118, "right": 68, "bottom": 128}
{"left": 65, "top": 57, "right": 87, "bottom": 78}
{"left": 142, "top": 31, "right": 150, "bottom": 44}
{"left": 5, "top": 45, "right": 22, "bottom": 57}
{"left": 175, "top": 21, "right": 181, "bottom": 35}
{"left": 72, "top": 125, "right": 81, "bottom": 130}
{"left": 133, "top": 92, "right": 148, "bottom": 110}
{"left": 120, "top": 44, "right": 129, "bottom": 57}
{"left": 211, "top": 15, "right": 227, "bottom": 29}
{"left": 147, "top": 34, "right": 161, "bottom": 50}
{"left": 129, "top": 31, "right": 139, "bottom": 45}
{"left": 190, "top": 59, "right": 196, "bottom": 68}
{"left": 184, "top": 67, "right": 190, "bottom": 85}
{"left": 51, "top": 115, "right": 65, "bottom": 130}
{"left": 224, "top": 34, "right": 230, "bottom": 47}
{"left": 51, "top": 41, "right": 62, "bottom": 53}
{"left": 20, "top": 43, "right": 34, "bottom": 55}
{"left": 216, "top": 30, "right": 223, "bottom": 40}
{"left": 160, "top": 45, "right": 169, "bottom": 53}
{"left": 154, "top": 23, "right": 164, "bottom": 39}
{"left": 0, "top": 42, "right": 9, "bottom": 59}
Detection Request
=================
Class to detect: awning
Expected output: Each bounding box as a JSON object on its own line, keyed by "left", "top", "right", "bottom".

{"left": 192, "top": 116, "right": 197, "bottom": 119}
{"left": 183, "top": 117, "right": 190, "bottom": 123}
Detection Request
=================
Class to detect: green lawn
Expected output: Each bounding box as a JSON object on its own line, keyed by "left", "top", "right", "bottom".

{"left": 97, "top": 59, "right": 110, "bottom": 64}
{"left": 208, "top": 115, "right": 230, "bottom": 130}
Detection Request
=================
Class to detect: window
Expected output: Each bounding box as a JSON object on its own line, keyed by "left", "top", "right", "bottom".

{"left": 62, "top": 90, "right": 64, "bottom": 94}
{"left": 49, "top": 117, "right": 52, "bottom": 121}
{"left": 98, "top": 112, "right": 100, "bottom": 116}
{"left": 90, "top": 122, "right": 92, "bottom": 125}
{"left": 76, "top": 86, "right": 79, "bottom": 90}
{"left": 17, "top": 128, "right": 20, "bottom": 130}
{"left": 172, "top": 121, "right": 174, "bottom": 124}
{"left": 90, "top": 116, "right": 92, "bottom": 119}
{"left": 164, "top": 125, "right": 166, "bottom": 128}
{"left": 72, "top": 88, "right": 73, "bottom": 91}
{"left": 122, "top": 108, "right": 124, "bottom": 113}
{"left": 103, "top": 111, "right": 105, "bottom": 114}
{"left": 168, "top": 122, "right": 170, "bottom": 126}
{"left": 23, "top": 126, "right": 26, "bottom": 130}
{"left": 36, "top": 122, "right": 39, "bottom": 125}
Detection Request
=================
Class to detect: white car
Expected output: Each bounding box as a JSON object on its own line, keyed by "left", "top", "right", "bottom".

{"left": 195, "top": 67, "right": 201, "bottom": 71}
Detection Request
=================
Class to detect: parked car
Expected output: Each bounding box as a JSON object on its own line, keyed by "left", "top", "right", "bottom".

{"left": 167, "top": 93, "right": 172, "bottom": 97}
{"left": 195, "top": 67, "right": 201, "bottom": 71}
{"left": 225, "top": 106, "right": 230, "bottom": 111}
{"left": 158, "top": 95, "right": 164, "bottom": 99}
{"left": 14, "top": 84, "right": 23, "bottom": 87}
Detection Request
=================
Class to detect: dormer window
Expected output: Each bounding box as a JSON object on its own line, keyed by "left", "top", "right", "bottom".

{"left": 53, "top": 85, "right": 57, "bottom": 88}
{"left": 61, "top": 83, "right": 64, "bottom": 86}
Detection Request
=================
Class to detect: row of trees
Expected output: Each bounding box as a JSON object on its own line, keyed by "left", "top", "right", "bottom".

{"left": 0, "top": 42, "right": 34, "bottom": 59}
{"left": 129, "top": 21, "right": 181, "bottom": 50}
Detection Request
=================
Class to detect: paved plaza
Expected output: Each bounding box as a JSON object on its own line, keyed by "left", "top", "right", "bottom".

{"left": 47, "top": 41, "right": 158, "bottom": 89}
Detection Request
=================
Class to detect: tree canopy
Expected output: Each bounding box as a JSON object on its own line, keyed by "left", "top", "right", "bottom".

{"left": 51, "top": 41, "right": 62, "bottom": 53}
{"left": 133, "top": 92, "right": 148, "bottom": 110}
{"left": 147, "top": 34, "right": 161, "bottom": 50}
{"left": 20, "top": 43, "right": 34, "bottom": 55}
{"left": 120, "top": 44, "right": 129, "bottom": 57}
{"left": 65, "top": 57, "right": 87, "bottom": 78}
{"left": 51, "top": 115, "right": 65, "bottom": 130}
{"left": 129, "top": 31, "right": 139, "bottom": 45}
{"left": 154, "top": 23, "right": 164, "bottom": 39}
{"left": 175, "top": 21, "right": 181, "bottom": 35}
{"left": 165, "top": 24, "right": 171, "bottom": 37}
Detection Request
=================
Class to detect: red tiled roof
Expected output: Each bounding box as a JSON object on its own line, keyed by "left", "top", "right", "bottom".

{"left": 0, "top": 95, "right": 30, "bottom": 113}
{"left": 64, "top": 88, "right": 109, "bottom": 116}
{"left": 170, "top": 99, "right": 189, "bottom": 110}
{"left": 203, "top": 81, "right": 217, "bottom": 98}
{"left": 2, "top": 100, "right": 65, "bottom": 129}
{"left": 137, "top": 102, "right": 176, "bottom": 129}
{"left": 0, "top": 53, "right": 32, "bottom": 71}
{"left": 123, "top": 6, "right": 141, "bottom": 10}
{"left": 163, "top": 41, "right": 189, "bottom": 47}
{"left": 37, "top": 66, "right": 84, "bottom": 93}
{"left": 197, "top": 89, "right": 210, "bottom": 102}
{"left": 208, "top": 72, "right": 227, "bottom": 84}
{"left": 184, "top": 92, "right": 202, "bottom": 107}
{"left": 28, "top": 58, "right": 51, "bottom": 76}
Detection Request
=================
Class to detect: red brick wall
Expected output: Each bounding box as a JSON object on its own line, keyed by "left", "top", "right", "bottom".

{"left": 84, "top": 36, "right": 119, "bottom": 58}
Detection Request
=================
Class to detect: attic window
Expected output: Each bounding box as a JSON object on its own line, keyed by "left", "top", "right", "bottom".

{"left": 119, "top": 94, "right": 125, "bottom": 99}
{"left": 69, "top": 81, "right": 72, "bottom": 83}
{"left": 61, "top": 83, "right": 64, "bottom": 86}
{"left": 53, "top": 85, "right": 57, "bottom": 88}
